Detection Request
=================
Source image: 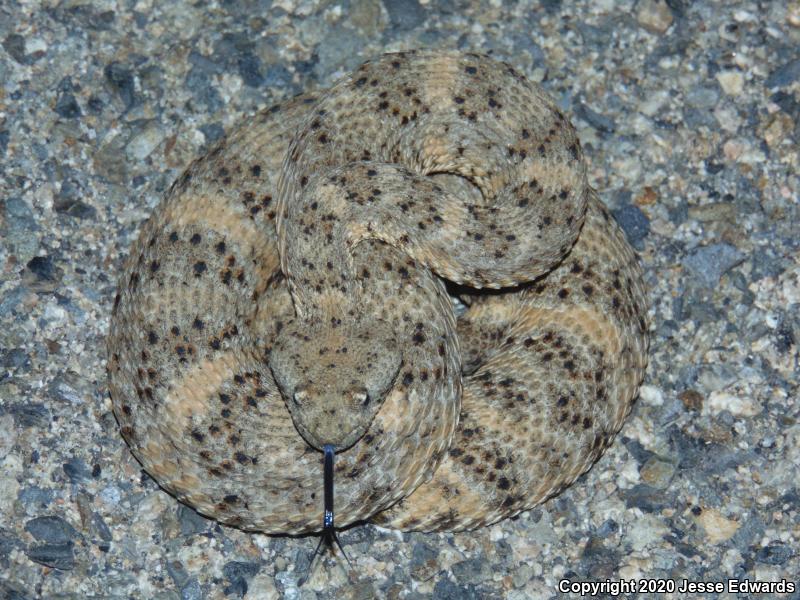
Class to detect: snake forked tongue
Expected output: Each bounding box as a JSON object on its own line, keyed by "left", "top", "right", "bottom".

{"left": 323, "top": 444, "right": 335, "bottom": 532}
{"left": 311, "top": 444, "right": 351, "bottom": 568}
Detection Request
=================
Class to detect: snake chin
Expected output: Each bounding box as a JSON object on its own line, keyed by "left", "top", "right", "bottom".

{"left": 268, "top": 317, "right": 402, "bottom": 451}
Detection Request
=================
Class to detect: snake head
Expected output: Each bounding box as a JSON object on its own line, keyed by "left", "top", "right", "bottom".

{"left": 269, "top": 318, "right": 402, "bottom": 451}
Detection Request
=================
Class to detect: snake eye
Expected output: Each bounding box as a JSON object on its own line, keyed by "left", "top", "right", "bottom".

{"left": 354, "top": 391, "right": 370, "bottom": 407}
{"left": 293, "top": 390, "right": 309, "bottom": 406}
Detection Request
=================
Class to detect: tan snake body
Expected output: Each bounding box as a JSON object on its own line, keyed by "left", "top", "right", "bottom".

{"left": 107, "top": 50, "right": 648, "bottom": 534}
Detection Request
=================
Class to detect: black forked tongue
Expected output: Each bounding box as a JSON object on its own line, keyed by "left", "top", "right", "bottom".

{"left": 309, "top": 444, "right": 352, "bottom": 571}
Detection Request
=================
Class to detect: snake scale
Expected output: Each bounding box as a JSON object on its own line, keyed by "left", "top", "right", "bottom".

{"left": 107, "top": 50, "right": 649, "bottom": 535}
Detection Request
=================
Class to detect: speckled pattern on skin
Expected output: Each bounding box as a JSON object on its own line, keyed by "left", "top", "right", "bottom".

{"left": 107, "top": 50, "right": 649, "bottom": 535}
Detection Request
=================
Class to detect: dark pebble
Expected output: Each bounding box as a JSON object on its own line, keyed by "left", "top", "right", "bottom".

{"left": 583, "top": 540, "right": 621, "bottom": 578}
{"left": 432, "top": 575, "right": 481, "bottom": 600}
{"left": 771, "top": 90, "right": 800, "bottom": 118}
{"left": 90, "top": 512, "right": 113, "bottom": 549}
{"left": 3, "top": 196, "right": 35, "bottom": 224}
{"left": 181, "top": 578, "right": 203, "bottom": 600}
{"left": 222, "top": 560, "right": 261, "bottom": 597}
{"left": 731, "top": 514, "right": 766, "bottom": 548}
{"left": 622, "top": 483, "right": 672, "bottom": 512}
{"left": 92, "top": 9, "right": 116, "bottom": 30}
{"left": 213, "top": 33, "right": 267, "bottom": 88}
{"left": 185, "top": 68, "right": 224, "bottom": 112}
{"left": 541, "top": 0, "right": 563, "bottom": 11}
{"left": 3, "top": 33, "right": 25, "bottom": 59}
{"left": 2, "top": 196, "right": 40, "bottom": 258}
{"left": 612, "top": 203, "right": 650, "bottom": 248}
{"left": 775, "top": 323, "right": 795, "bottom": 354}
{"left": 667, "top": 199, "right": 688, "bottom": 224}
{"left": 682, "top": 242, "right": 745, "bottom": 287}
{"left": 622, "top": 437, "right": 656, "bottom": 464}
{"left": 338, "top": 523, "right": 375, "bottom": 545}
{"left": 200, "top": 123, "right": 225, "bottom": 145}
{"left": 48, "top": 375, "right": 83, "bottom": 404}
{"left": 133, "top": 11, "right": 148, "bottom": 28}
{"left": 575, "top": 22, "right": 612, "bottom": 48}
{"left": 262, "top": 64, "right": 291, "bottom": 89}
{"left": 178, "top": 504, "right": 213, "bottom": 536}
{"left": 26, "top": 255, "right": 56, "bottom": 281}
{"left": 0, "top": 581, "right": 33, "bottom": 600}
{"left": 214, "top": 32, "right": 253, "bottom": 62}
{"left": 750, "top": 247, "right": 786, "bottom": 281}
{"left": 267, "top": 537, "right": 287, "bottom": 554}
{"left": 682, "top": 296, "right": 721, "bottom": 325}
{"left": 765, "top": 58, "right": 800, "bottom": 89}
{"left": 410, "top": 540, "right": 438, "bottom": 567}
{"left": 293, "top": 56, "right": 317, "bottom": 76}
{"left": 664, "top": 534, "right": 701, "bottom": 558}
{"left": 683, "top": 106, "right": 717, "bottom": 129}
{"left": 25, "top": 542, "right": 75, "bottom": 570}
{"left": 237, "top": 53, "right": 264, "bottom": 87}
{"left": 17, "top": 486, "right": 54, "bottom": 508}
{"left": 57, "top": 76, "right": 77, "bottom": 93}
{"left": 596, "top": 519, "right": 619, "bottom": 537}
{"left": 658, "top": 318, "right": 680, "bottom": 337}
{"left": 3, "top": 33, "right": 41, "bottom": 65}
{"left": 665, "top": 0, "right": 691, "bottom": 16}
{"left": 167, "top": 559, "right": 191, "bottom": 588}
{"left": 661, "top": 240, "right": 688, "bottom": 263}
{"left": 52, "top": 4, "right": 116, "bottom": 30}
{"left": 24, "top": 516, "right": 78, "bottom": 544}
{"left": 219, "top": 0, "right": 273, "bottom": 17}
{"left": 132, "top": 174, "right": 147, "bottom": 188}
{"left": 3, "top": 403, "right": 51, "bottom": 428}
{"left": 103, "top": 61, "right": 136, "bottom": 109}
{"left": 291, "top": 547, "right": 312, "bottom": 579}
{"left": 574, "top": 102, "right": 616, "bottom": 133}
{"left": 57, "top": 173, "right": 87, "bottom": 203}
{"left": 1, "top": 348, "right": 29, "bottom": 370}
{"left": 768, "top": 489, "right": 800, "bottom": 511}
{"left": 55, "top": 92, "right": 81, "bottom": 118}
{"left": 581, "top": 534, "right": 617, "bottom": 560}
{"left": 512, "top": 33, "right": 546, "bottom": 64}
{"left": 672, "top": 295, "right": 686, "bottom": 321}
{"left": 54, "top": 196, "right": 97, "bottom": 219}
{"left": 138, "top": 64, "right": 164, "bottom": 95}
{"left": 63, "top": 458, "right": 92, "bottom": 483}
{"left": 385, "top": 0, "right": 426, "bottom": 31}
{"left": 653, "top": 117, "right": 678, "bottom": 130}
{"left": 451, "top": 557, "right": 488, "bottom": 585}
{"left": 494, "top": 538, "right": 514, "bottom": 561}
{"left": 188, "top": 50, "right": 224, "bottom": 76}
{"left": 754, "top": 542, "right": 793, "bottom": 565}
{"left": 667, "top": 425, "right": 751, "bottom": 473}
{"left": 87, "top": 95, "right": 105, "bottom": 114}
{"left": 0, "top": 527, "right": 22, "bottom": 559}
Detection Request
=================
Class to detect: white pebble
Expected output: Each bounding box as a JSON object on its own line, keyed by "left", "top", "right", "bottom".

{"left": 717, "top": 71, "right": 744, "bottom": 96}
{"left": 705, "top": 391, "right": 760, "bottom": 417}
{"left": 638, "top": 384, "right": 664, "bottom": 406}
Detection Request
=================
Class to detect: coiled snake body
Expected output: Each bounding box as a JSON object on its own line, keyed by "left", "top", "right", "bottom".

{"left": 108, "top": 51, "right": 648, "bottom": 534}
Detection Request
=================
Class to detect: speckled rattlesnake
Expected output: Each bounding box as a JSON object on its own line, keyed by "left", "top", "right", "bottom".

{"left": 107, "top": 50, "right": 648, "bottom": 535}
